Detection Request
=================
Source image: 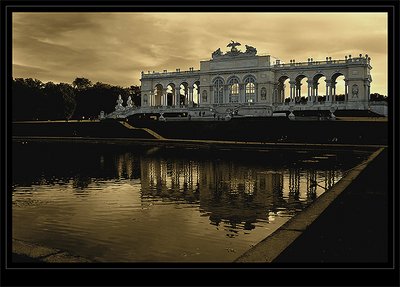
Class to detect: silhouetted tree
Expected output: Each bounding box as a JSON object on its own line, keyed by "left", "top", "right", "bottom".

{"left": 72, "top": 77, "right": 92, "bottom": 91}
{"left": 13, "top": 77, "right": 140, "bottom": 121}
{"left": 58, "top": 83, "right": 76, "bottom": 119}
{"left": 370, "top": 93, "right": 387, "bottom": 101}
{"left": 129, "top": 85, "right": 141, "bottom": 106}
{"left": 12, "top": 78, "right": 44, "bottom": 120}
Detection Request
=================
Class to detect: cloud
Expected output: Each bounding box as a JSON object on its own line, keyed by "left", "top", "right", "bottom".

{"left": 12, "top": 12, "right": 388, "bottom": 94}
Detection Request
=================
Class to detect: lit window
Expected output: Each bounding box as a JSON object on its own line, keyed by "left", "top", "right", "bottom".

{"left": 245, "top": 76, "right": 256, "bottom": 102}
{"left": 229, "top": 78, "right": 239, "bottom": 103}
{"left": 246, "top": 82, "right": 255, "bottom": 94}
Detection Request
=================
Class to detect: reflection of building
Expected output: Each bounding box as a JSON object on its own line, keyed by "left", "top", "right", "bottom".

{"left": 138, "top": 156, "right": 340, "bottom": 231}
{"left": 140, "top": 157, "right": 201, "bottom": 202}
{"left": 199, "top": 164, "right": 284, "bottom": 227}
{"left": 115, "top": 153, "right": 141, "bottom": 179}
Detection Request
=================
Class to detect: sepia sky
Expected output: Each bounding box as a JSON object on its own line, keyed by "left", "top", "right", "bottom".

{"left": 12, "top": 12, "right": 388, "bottom": 95}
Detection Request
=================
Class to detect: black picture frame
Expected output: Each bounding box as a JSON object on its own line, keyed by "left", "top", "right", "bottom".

{"left": 1, "top": 1, "right": 399, "bottom": 286}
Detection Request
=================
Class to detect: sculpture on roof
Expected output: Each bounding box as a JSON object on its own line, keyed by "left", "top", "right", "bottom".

{"left": 212, "top": 48, "right": 223, "bottom": 58}
{"left": 245, "top": 45, "right": 257, "bottom": 55}
{"left": 212, "top": 41, "right": 257, "bottom": 58}
{"left": 227, "top": 40, "right": 241, "bottom": 52}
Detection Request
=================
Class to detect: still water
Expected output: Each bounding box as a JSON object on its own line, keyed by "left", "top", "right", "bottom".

{"left": 12, "top": 142, "right": 369, "bottom": 262}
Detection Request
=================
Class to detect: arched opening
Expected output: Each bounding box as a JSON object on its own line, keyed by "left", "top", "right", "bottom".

{"left": 331, "top": 73, "right": 346, "bottom": 102}
{"left": 193, "top": 81, "right": 200, "bottom": 106}
{"left": 277, "top": 76, "right": 290, "bottom": 104}
{"left": 154, "top": 84, "right": 163, "bottom": 106}
{"left": 166, "top": 84, "right": 175, "bottom": 106}
{"left": 179, "top": 82, "right": 188, "bottom": 106}
{"left": 228, "top": 77, "right": 240, "bottom": 103}
{"left": 244, "top": 76, "right": 256, "bottom": 103}
{"left": 313, "top": 74, "right": 326, "bottom": 103}
{"left": 212, "top": 77, "right": 224, "bottom": 104}
{"left": 295, "top": 75, "right": 308, "bottom": 104}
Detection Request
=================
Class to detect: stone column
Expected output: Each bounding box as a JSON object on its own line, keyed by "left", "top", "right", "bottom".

{"left": 344, "top": 81, "right": 348, "bottom": 102}
{"left": 290, "top": 81, "right": 296, "bottom": 103}
{"left": 175, "top": 88, "right": 180, "bottom": 106}
{"left": 253, "top": 84, "right": 257, "bottom": 103}
{"left": 196, "top": 85, "right": 200, "bottom": 105}
{"left": 307, "top": 80, "right": 313, "bottom": 104}
{"left": 363, "top": 80, "right": 370, "bottom": 103}
{"left": 183, "top": 87, "right": 187, "bottom": 106}
{"left": 325, "top": 80, "right": 332, "bottom": 103}
{"left": 297, "top": 83, "right": 301, "bottom": 102}
{"left": 239, "top": 84, "right": 244, "bottom": 103}
{"left": 149, "top": 91, "right": 153, "bottom": 106}
{"left": 210, "top": 86, "right": 214, "bottom": 105}
{"left": 188, "top": 87, "right": 192, "bottom": 106}
{"left": 162, "top": 88, "right": 167, "bottom": 106}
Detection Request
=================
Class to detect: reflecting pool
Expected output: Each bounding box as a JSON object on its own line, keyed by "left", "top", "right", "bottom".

{"left": 12, "top": 142, "right": 370, "bottom": 262}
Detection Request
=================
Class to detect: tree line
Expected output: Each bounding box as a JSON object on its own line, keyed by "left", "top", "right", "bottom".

{"left": 12, "top": 77, "right": 141, "bottom": 121}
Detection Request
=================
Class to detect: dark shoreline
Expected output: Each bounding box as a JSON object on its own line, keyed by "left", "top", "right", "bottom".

{"left": 12, "top": 117, "right": 388, "bottom": 145}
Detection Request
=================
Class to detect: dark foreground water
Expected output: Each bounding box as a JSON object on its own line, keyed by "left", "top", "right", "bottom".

{"left": 12, "top": 142, "right": 370, "bottom": 262}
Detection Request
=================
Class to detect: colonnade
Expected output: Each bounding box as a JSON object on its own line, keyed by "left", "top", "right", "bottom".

{"left": 278, "top": 78, "right": 351, "bottom": 104}
{"left": 149, "top": 85, "right": 198, "bottom": 107}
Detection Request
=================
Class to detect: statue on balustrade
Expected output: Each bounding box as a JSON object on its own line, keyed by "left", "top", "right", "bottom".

{"left": 126, "top": 96, "right": 133, "bottom": 109}
{"left": 115, "top": 94, "right": 125, "bottom": 111}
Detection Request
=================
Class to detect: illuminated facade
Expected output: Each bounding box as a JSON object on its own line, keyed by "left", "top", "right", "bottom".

{"left": 138, "top": 42, "right": 374, "bottom": 116}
